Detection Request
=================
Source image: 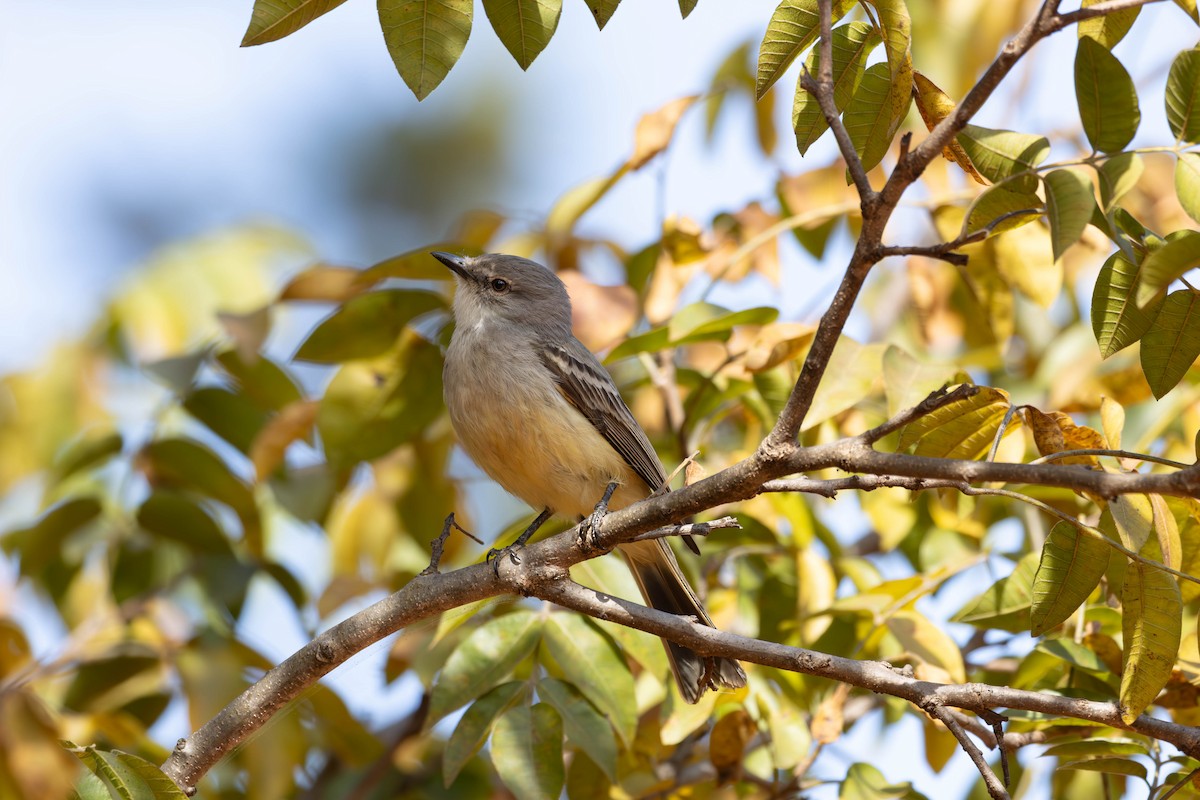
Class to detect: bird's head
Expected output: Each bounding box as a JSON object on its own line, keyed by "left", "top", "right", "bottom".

{"left": 431, "top": 251, "right": 573, "bottom": 335}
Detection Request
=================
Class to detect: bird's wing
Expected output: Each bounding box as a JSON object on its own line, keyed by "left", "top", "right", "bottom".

{"left": 538, "top": 338, "right": 668, "bottom": 493}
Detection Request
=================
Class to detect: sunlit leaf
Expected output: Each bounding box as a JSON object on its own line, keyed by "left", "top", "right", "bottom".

{"left": 1175, "top": 153, "right": 1200, "bottom": 224}
{"left": 1136, "top": 230, "right": 1200, "bottom": 306}
{"left": 793, "top": 22, "right": 881, "bottom": 155}
{"left": 537, "top": 678, "right": 617, "bottom": 781}
{"left": 545, "top": 167, "right": 628, "bottom": 239}
{"left": 866, "top": 0, "right": 913, "bottom": 134}
{"left": 952, "top": 553, "right": 1038, "bottom": 633}
{"left": 885, "top": 608, "right": 965, "bottom": 682}
{"left": 1042, "top": 739, "right": 1149, "bottom": 759}
{"left": 1167, "top": 49, "right": 1200, "bottom": 143}
{"left": 912, "top": 70, "right": 983, "bottom": 183}
{"left": 629, "top": 95, "right": 700, "bottom": 170}
{"left": 992, "top": 221, "right": 1062, "bottom": 308}
{"left": 839, "top": 762, "right": 914, "bottom": 799}
{"left": 1075, "top": 37, "right": 1140, "bottom": 153}
{"left": 491, "top": 703, "right": 564, "bottom": 800}
{"left": 294, "top": 289, "right": 444, "bottom": 363}
{"left": 483, "top": 0, "right": 562, "bottom": 70}
{"left": 74, "top": 746, "right": 187, "bottom": 800}
{"left": 1175, "top": 0, "right": 1200, "bottom": 23}
{"left": 956, "top": 125, "right": 1050, "bottom": 193}
{"left": 1031, "top": 522, "right": 1109, "bottom": 636}
{"left": 1098, "top": 152, "right": 1144, "bottom": 210}
{"left": 582, "top": 0, "right": 621, "bottom": 30}
{"left": 842, "top": 63, "right": 898, "bottom": 172}
{"left": 215, "top": 350, "right": 303, "bottom": 412}
{"left": 755, "top": 0, "right": 853, "bottom": 98}
{"left": 898, "top": 385, "right": 1018, "bottom": 460}
{"left": 1077, "top": 0, "right": 1141, "bottom": 48}
{"left": 427, "top": 609, "right": 542, "bottom": 725}
{"left": 137, "top": 491, "right": 233, "bottom": 556}
{"left": 964, "top": 186, "right": 1041, "bottom": 236}
{"left": 378, "top": 0, "right": 474, "bottom": 100}
{"left": 444, "top": 681, "right": 526, "bottom": 786}
{"left": 1120, "top": 561, "right": 1182, "bottom": 723}
{"left": 250, "top": 400, "right": 319, "bottom": 480}
{"left": 803, "top": 338, "right": 884, "bottom": 430}
{"left": 241, "top": 0, "right": 351, "bottom": 46}
{"left": 1140, "top": 289, "right": 1200, "bottom": 398}
{"left": 1043, "top": 168, "right": 1096, "bottom": 261}
{"left": 1091, "top": 251, "right": 1165, "bottom": 357}
{"left": 278, "top": 264, "right": 365, "bottom": 303}
{"left": 709, "top": 707, "right": 756, "bottom": 782}
{"left": 542, "top": 613, "right": 636, "bottom": 744}
{"left": 881, "top": 346, "right": 957, "bottom": 417}
{"left": 52, "top": 431, "right": 123, "bottom": 484}
{"left": 1111, "top": 493, "right": 1154, "bottom": 552}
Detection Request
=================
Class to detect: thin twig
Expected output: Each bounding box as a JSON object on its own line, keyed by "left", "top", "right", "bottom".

{"left": 1031, "top": 449, "right": 1191, "bottom": 469}
{"left": 925, "top": 704, "right": 1009, "bottom": 799}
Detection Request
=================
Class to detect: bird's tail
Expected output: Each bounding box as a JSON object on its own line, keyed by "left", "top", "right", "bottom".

{"left": 620, "top": 539, "right": 747, "bottom": 703}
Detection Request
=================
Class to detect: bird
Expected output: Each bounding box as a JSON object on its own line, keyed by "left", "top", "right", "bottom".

{"left": 431, "top": 250, "right": 746, "bottom": 703}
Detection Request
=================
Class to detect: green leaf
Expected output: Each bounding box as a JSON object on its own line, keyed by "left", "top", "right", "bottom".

{"left": 755, "top": 0, "right": 852, "bottom": 98}
{"left": 542, "top": 614, "right": 636, "bottom": 744}
{"left": 1097, "top": 152, "right": 1143, "bottom": 210}
{"left": 1030, "top": 522, "right": 1109, "bottom": 636}
{"left": 1136, "top": 230, "right": 1200, "bottom": 306}
{"left": 1176, "top": 153, "right": 1200, "bottom": 224}
{"left": 1091, "top": 251, "right": 1165, "bottom": 357}
{"left": 1166, "top": 49, "right": 1200, "bottom": 143}
{"left": 491, "top": 703, "right": 564, "bottom": 800}
{"left": 885, "top": 609, "right": 965, "bottom": 682}
{"left": 52, "top": 431, "right": 123, "bottom": 483}
{"left": 582, "top": 0, "right": 621, "bottom": 30}
{"left": 957, "top": 125, "right": 1050, "bottom": 193}
{"left": 1059, "top": 757, "right": 1148, "bottom": 778}
{"left": 1042, "top": 739, "right": 1149, "bottom": 759}
{"left": 537, "top": 678, "right": 618, "bottom": 781}
{"left": 134, "top": 438, "right": 258, "bottom": 527}
{"left": 792, "top": 22, "right": 881, "bottom": 155}
{"left": 804, "top": 338, "right": 885, "bottom": 431}
{"left": 964, "top": 185, "right": 1042, "bottom": 236}
{"left": 428, "top": 610, "right": 542, "bottom": 725}
{"left": 241, "top": 0, "right": 351, "bottom": 45}
{"left": 1077, "top": 0, "right": 1141, "bottom": 48}
{"left": 565, "top": 751, "right": 612, "bottom": 800}
{"left": 669, "top": 303, "right": 779, "bottom": 344}
{"left": 215, "top": 350, "right": 303, "bottom": 412}
{"left": 1140, "top": 290, "right": 1200, "bottom": 398}
{"left": 1075, "top": 37, "right": 1140, "bottom": 153}
{"left": 74, "top": 746, "right": 188, "bottom": 800}
{"left": 316, "top": 332, "right": 444, "bottom": 467}
{"left": 897, "top": 385, "right": 1019, "bottom": 460}
{"left": 839, "top": 762, "right": 914, "bottom": 799}
{"left": 1111, "top": 494, "right": 1154, "bottom": 552}
{"left": 1120, "top": 561, "right": 1182, "bottom": 724}
{"left": 443, "top": 681, "right": 526, "bottom": 786}
{"left": 679, "top": 0, "right": 698, "bottom": 18}
{"left": 294, "top": 289, "right": 444, "bottom": 363}
{"left": 137, "top": 491, "right": 234, "bottom": 556}
{"left": 545, "top": 167, "right": 628, "bottom": 238}
{"left": 866, "top": 0, "right": 913, "bottom": 128}
{"left": 182, "top": 387, "right": 268, "bottom": 454}
{"left": 3, "top": 497, "right": 101, "bottom": 577}
{"left": 842, "top": 63, "right": 899, "bottom": 172}
{"left": 951, "top": 553, "right": 1038, "bottom": 633}
{"left": 1043, "top": 169, "right": 1096, "bottom": 261}
{"left": 482, "top": 0, "right": 562, "bottom": 70}
{"left": 378, "top": 0, "right": 474, "bottom": 101}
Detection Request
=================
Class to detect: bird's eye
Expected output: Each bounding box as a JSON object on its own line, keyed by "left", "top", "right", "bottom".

{"left": 489, "top": 278, "right": 509, "bottom": 293}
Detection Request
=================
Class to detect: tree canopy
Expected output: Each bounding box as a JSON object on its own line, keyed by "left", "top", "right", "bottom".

{"left": 4, "top": 1, "right": 1200, "bottom": 799}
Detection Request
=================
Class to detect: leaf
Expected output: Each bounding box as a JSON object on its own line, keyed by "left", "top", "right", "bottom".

{"left": 537, "top": 678, "right": 618, "bottom": 781}
{"left": 629, "top": 95, "right": 699, "bottom": 170}
{"left": 865, "top": 0, "right": 913, "bottom": 133}
{"left": 378, "top": 0, "right": 474, "bottom": 101}
{"left": 1151, "top": 494, "right": 1183, "bottom": 571}
{"left": 1111, "top": 494, "right": 1154, "bottom": 552}
{"left": 250, "top": 400, "right": 319, "bottom": 480}
{"left": 964, "top": 186, "right": 1042, "bottom": 236}
{"left": 443, "top": 681, "right": 525, "bottom": 786}
{"left": 362, "top": 245, "right": 481, "bottom": 284}
{"left": 885, "top": 608, "right": 966, "bottom": 682}
{"left": 215, "top": 350, "right": 303, "bottom": 412}
{"left": 1091, "top": 251, "right": 1165, "bottom": 357}
{"left": 1077, "top": 0, "right": 1141, "bottom": 48}
{"left": 74, "top": 747, "right": 188, "bottom": 800}
{"left": 1175, "top": 0, "right": 1200, "bottom": 24}
{"left": 842, "top": 63, "right": 899, "bottom": 172}
{"left": 792, "top": 22, "right": 881, "bottom": 155}
{"left": 1137, "top": 231, "right": 1200, "bottom": 306}
{"left": 709, "top": 708, "right": 756, "bottom": 782}
{"left": 839, "top": 762, "right": 914, "bottom": 800}
{"left": 1075, "top": 37, "right": 1140, "bottom": 153}
{"left": 279, "top": 264, "right": 365, "bottom": 303}
{"left": 427, "top": 610, "right": 542, "bottom": 725}
{"left": 294, "top": 289, "right": 444, "bottom": 363}
{"left": 897, "top": 385, "right": 1019, "bottom": 460}
{"left": 1059, "top": 757, "right": 1148, "bottom": 778}
{"left": 803, "top": 338, "right": 885, "bottom": 430}
{"left": 678, "top": 0, "right": 698, "bottom": 17}
{"left": 182, "top": 387, "right": 268, "bottom": 454}
{"left": 1167, "top": 49, "right": 1200, "bottom": 143}
{"left": 482, "top": 0, "right": 562, "bottom": 70}
{"left": 912, "top": 71, "right": 984, "bottom": 183}
{"left": 957, "top": 125, "right": 1050, "bottom": 193}
{"left": 545, "top": 167, "right": 628, "bottom": 239}
{"left": 542, "top": 614, "right": 636, "bottom": 744}
{"left": 134, "top": 438, "right": 257, "bottom": 524}
{"left": 755, "top": 0, "right": 852, "bottom": 98}
{"left": 992, "top": 222, "right": 1062, "bottom": 308}
{"left": 1042, "top": 739, "right": 1149, "bottom": 759}
{"left": 1030, "top": 522, "right": 1109, "bottom": 636}
{"left": 241, "top": 0, "right": 351, "bottom": 45}
{"left": 1140, "top": 290, "right": 1200, "bottom": 398}
{"left": 881, "top": 345, "right": 957, "bottom": 417}
{"left": 1101, "top": 396, "right": 1125, "bottom": 449}
{"left": 1097, "top": 152, "right": 1144, "bottom": 210}
{"left": 951, "top": 554, "right": 1039, "bottom": 633}
{"left": 1120, "top": 561, "right": 1182, "bottom": 724}
{"left": 1176, "top": 153, "right": 1200, "bottom": 224}
{"left": 1043, "top": 169, "right": 1096, "bottom": 261}
{"left": 582, "top": 0, "right": 621, "bottom": 30}
{"left": 3, "top": 497, "right": 101, "bottom": 577}
{"left": 137, "top": 491, "right": 233, "bottom": 556}
{"left": 52, "top": 431, "right": 123, "bottom": 483}
{"left": 669, "top": 303, "right": 779, "bottom": 344}
{"left": 491, "top": 703, "right": 564, "bottom": 800}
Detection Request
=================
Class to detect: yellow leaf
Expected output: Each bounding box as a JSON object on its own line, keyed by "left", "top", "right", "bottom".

{"left": 886, "top": 608, "right": 967, "bottom": 683}
{"left": 898, "top": 385, "right": 1020, "bottom": 460}
{"left": 629, "top": 95, "right": 700, "bottom": 170}
{"left": 279, "top": 264, "right": 365, "bottom": 303}
{"left": 709, "top": 708, "right": 756, "bottom": 783}
{"left": 1101, "top": 396, "right": 1125, "bottom": 449}
{"left": 1111, "top": 494, "right": 1154, "bottom": 552}
{"left": 250, "top": 400, "right": 319, "bottom": 480}
{"left": 1120, "top": 561, "right": 1182, "bottom": 724}
{"left": 912, "top": 71, "right": 984, "bottom": 183}
{"left": 811, "top": 684, "right": 850, "bottom": 744}
{"left": 991, "top": 222, "right": 1062, "bottom": 309}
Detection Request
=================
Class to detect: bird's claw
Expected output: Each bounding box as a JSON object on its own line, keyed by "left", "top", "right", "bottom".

{"left": 486, "top": 545, "right": 522, "bottom": 574}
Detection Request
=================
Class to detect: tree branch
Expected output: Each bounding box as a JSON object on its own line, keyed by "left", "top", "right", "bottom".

{"left": 924, "top": 703, "right": 1009, "bottom": 800}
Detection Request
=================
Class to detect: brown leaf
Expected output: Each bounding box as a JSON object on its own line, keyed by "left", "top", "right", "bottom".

{"left": 630, "top": 95, "right": 700, "bottom": 170}
{"left": 661, "top": 216, "right": 710, "bottom": 265}
{"left": 250, "top": 400, "right": 319, "bottom": 481}
{"left": 217, "top": 305, "right": 271, "bottom": 365}
{"left": 560, "top": 271, "right": 639, "bottom": 353}
{"left": 743, "top": 322, "right": 817, "bottom": 373}
{"left": 279, "top": 264, "right": 366, "bottom": 303}
{"left": 912, "top": 71, "right": 986, "bottom": 184}
{"left": 811, "top": 683, "right": 850, "bottom": 744}
{"left": 709, "top": 708, "right": 756, "bottom": 784}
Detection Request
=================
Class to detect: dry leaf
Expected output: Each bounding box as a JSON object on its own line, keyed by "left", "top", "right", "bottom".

{"left": 251, "top": 400, "right": 319, "bottom": 480}
{"left": 912, "top": 71, "right": 985, "bottom": 184}
{"left": 560, "top": 270, "right": 639, "bottom": 352}
{"left": 630, "top": 95, "right": 700, "bottom": 170}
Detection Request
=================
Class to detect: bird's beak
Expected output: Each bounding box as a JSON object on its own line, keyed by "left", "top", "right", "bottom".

{"left": 430, "top": 251, "right": 472, "bottom": 281}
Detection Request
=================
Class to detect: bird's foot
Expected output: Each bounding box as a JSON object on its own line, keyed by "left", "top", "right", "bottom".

{"left": 486, "top": 544, "right": 524, "bottom": 575}
{"left": 579, "top": 481, "right": 619, "bottom": 552}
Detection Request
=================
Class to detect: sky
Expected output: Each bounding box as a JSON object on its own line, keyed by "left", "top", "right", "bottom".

{"left": 2, "top": 1, "right": 1197, "bottom": 797}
